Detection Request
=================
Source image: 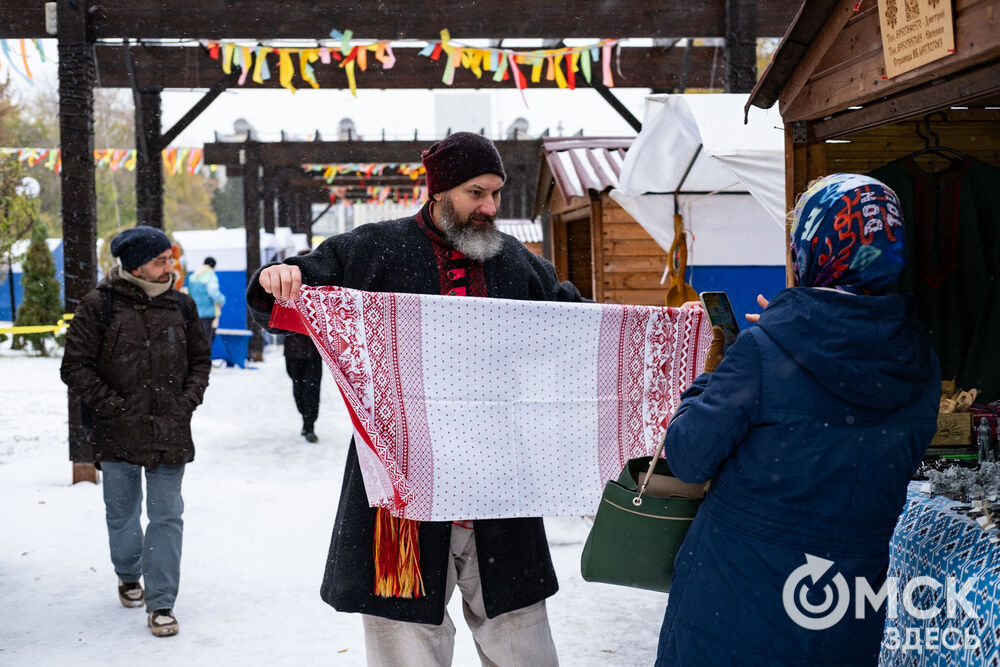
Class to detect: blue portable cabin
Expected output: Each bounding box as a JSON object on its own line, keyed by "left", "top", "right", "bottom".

{"left": 172, "top": 227, "right": 307, "bottom": 359}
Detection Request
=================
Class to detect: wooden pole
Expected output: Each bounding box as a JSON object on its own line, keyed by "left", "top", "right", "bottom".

{"left": 241, "top": 143, "right": 264, "bottom": 362}
{"left": 262, "top": 167, "right": 276, "bottom": 234}
{"left": 725, "top": 0, "right": 758, "bottom": 93}
{"left": 134, "top": 88, "right": 164, "bottom": 228}
{"left": 58, "top": 0, "right": 99, "bottom": 483}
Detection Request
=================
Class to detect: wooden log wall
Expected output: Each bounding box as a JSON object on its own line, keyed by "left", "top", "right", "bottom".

{"left": 563, "top": 215, "right": 594, "bottom": 300}
{"left": 550, "top": 195, "right": 669, "bottom": 305}
{"left": 599, "top": 196, "right": 669, "bottom": 305}
{"left": 825, "top": 109, "right": 1000, "bottom": 173}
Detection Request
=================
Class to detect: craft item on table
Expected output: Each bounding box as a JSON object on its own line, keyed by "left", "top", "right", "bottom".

{"left": 271, "top": 285, "right": 711, "bottom": 522}
{"left": 979, "top": 417, "right": 995, "bottom": 462}
{"left": 926, "top": 461, "right": 1000, "bottom": 502}
{"left": 932, "top": 381, "right": 978, "bottom": 446}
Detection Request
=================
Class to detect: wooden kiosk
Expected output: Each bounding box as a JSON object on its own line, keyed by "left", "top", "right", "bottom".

{"left": 534, "top": 137, "right": 669, "bottom": 305}
{"left": 747, "top": 0, "right": 999, "bottom": 662}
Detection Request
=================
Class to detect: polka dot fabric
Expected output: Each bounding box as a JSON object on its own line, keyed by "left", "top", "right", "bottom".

{"left": 294, "top": 285, "right": 711, "bottom": 520}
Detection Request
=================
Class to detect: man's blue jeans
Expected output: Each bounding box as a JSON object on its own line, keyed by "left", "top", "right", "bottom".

{"left": 101, "top": 462, "right": 185, "bottom": 612}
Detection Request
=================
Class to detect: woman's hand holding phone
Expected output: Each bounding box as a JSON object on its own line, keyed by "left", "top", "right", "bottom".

{"left": 704, "top": 327, "right": 725, "bottom": 373}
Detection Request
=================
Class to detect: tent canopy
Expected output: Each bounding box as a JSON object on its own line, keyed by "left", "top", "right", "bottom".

{"left": 171, "top": 227, "right": 308, "bottom": 272}
{"left": 610, "top": 94, "right": 786, "bottom": 266}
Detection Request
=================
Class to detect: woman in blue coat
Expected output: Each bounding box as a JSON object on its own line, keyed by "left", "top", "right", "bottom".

{"left": 657, "top": 174, "right": 940, "bottom": 666}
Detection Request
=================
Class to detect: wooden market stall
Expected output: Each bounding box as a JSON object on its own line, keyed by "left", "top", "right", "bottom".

{"left": 748, "top": 0, "right": 999, "bottom": 406}
{"left": 747, "top": 0, "right": 1000, "bottom": 662}
{"left": 534, "top": 137, "right": 669, "bottom": 305}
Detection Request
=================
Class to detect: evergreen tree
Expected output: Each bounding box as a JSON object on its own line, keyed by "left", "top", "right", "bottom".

{"left": 11, "top": 222, "right": 62, "bottom": 355}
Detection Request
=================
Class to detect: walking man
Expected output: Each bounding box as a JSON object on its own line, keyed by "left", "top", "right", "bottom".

{"left": 247, "top": 132, "right": 583, "bottom": 666}
{"left": 284, "top": 249, "right": 323, "bottom": 443}
{"left": 284, "top": 333, "right": 322, "bottom": 442}
{"left": 187, "top": 256, "right": 226, "bottom": 350}
{"left": 61, "top": 226, "right": 211, "bottom": 637}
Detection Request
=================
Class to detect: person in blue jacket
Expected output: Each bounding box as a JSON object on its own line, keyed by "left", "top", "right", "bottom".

{"left": 187, "top": 256, "right": 226, "bottom": 350}
{"left": 656, "top": 173, "right": 941, "bottom": 666}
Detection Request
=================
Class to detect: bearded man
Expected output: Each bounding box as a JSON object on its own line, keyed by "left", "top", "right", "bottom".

{"left": 246, "top": 132, "right": 584, "bottom": 666}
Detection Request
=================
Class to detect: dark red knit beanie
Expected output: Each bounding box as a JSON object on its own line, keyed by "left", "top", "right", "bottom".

{"left": 421, "top": 132, "right": 506, "bottom": 197}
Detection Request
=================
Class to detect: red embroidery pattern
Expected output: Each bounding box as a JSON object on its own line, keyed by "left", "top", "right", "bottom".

{"left": 289, "top": 286, "right": 709, "bottom": 519}
{"left": 641, "top": 308, "right": 677, "bottom": 455}
{"left": 393, "top": 293, "right": 434, "bottom": 520}
{"left": 596, "top": 306, "right": 627, "bottom": 483}
{"left": 297, "top": 287, "right": 413, "bottom": 509}
{"left": 619, "top": 307, "right": 650, "bottom": 468}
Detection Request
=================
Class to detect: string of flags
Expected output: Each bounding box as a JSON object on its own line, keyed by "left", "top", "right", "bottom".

{"left": 206, "top": 29, "right": 619, "bottom": 97}
{"left": 2, "top": 33, "right": 622, "bottom": 101}
{"left": 0, "top": 147, "right": 211, "bottom": 176}
{"left": 419, "top": 31, "right": 618, "bottom": 91}
{"left": 304, "top": 162, "right": 425, "bottom": 183}
{"left": 2, "top": 147, "right": 427, "bottom": 206}
{"left": 328, "top": 184, "right": 428, "bottom": 206}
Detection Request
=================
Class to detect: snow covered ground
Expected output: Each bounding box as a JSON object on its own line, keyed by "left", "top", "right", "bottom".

{"left": 0, "top": 335, "right": 666, "bottom": 665}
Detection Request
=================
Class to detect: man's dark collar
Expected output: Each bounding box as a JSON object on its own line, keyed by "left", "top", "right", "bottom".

{"left": 416, "top": 200, "right": 453, "bottom": 249}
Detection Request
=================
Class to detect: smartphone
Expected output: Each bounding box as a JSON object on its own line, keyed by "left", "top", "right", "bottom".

{"left": 698, "top": 291, "right": 740, "bottom": 349}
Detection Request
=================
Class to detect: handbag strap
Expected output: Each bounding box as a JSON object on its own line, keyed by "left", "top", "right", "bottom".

{"left": 633, "top": 428, "right": 668, "bottom": 507}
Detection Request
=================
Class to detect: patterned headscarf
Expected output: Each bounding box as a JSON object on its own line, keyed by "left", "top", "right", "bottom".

{"left": 790, "top": 173, "right": 905, "bottom": 295}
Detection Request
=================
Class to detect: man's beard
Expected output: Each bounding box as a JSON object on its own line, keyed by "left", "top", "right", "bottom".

{"left": 437, "top": 195, "right": 504, "bottom": 262}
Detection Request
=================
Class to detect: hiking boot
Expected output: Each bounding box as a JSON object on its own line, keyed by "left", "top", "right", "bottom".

{"left": 118, "top": 579, "right": 144, "bottom": 608}
{"left": 147, "top": 608, "right": 179, "bottom": 637}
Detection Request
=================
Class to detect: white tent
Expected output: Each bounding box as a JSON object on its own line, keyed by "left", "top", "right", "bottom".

{"left": 610, "top": 94, "right": 786, "bottom": 267}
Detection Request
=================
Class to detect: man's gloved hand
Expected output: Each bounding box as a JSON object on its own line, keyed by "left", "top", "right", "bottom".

{"left": 703, "top": 326, "right": 725, "bottom": 373}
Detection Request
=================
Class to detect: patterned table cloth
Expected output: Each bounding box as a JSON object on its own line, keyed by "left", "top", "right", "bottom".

{"left": 881, "top": 483, "right": 1000, "bottom": 666}
{"left": 273, "top": 285, "right": 711, "bottom": 521}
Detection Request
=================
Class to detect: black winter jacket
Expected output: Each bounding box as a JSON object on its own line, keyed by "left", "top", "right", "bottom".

{"left": 61, "top": 270, "right": 211, "bottom": 468}
{"left": 247, "top": 204, "right": 584, "bottom": 623}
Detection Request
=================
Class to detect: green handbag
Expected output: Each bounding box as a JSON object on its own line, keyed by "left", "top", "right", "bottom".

{"left": 580, "top": 433, "right": 706, "bottom": 592}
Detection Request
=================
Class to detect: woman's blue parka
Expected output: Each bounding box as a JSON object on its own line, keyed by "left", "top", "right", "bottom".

{"left": 657, "top": 287, "right": 940, "bottom": 666}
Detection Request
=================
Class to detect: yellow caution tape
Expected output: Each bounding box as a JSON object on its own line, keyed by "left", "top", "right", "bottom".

{"left": 0, "top": 313, "right": 74, "bottom": 335}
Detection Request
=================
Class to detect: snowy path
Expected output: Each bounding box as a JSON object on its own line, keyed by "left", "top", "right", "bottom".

{"left": 0, "top": 343, "right": 666, "bottom": 665}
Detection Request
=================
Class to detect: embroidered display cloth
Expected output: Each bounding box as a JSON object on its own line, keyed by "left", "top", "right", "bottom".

{"left": 273, "top": 286, "right": 711, "bottom": 521}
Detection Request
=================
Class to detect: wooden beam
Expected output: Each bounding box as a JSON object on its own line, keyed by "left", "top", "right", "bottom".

{"left": 781, "top": 0, "right": 1000, "bottom": 122}
{"left": 93, "top": 44, "right": 722, "bottom": 90}
{"left": 290, "top": 175, "right": 423, "bottom": 187}
{"left": 776, "top": 0, "right": 862, "bottom": 117}
{"left": 725, "top": 0, "right": 758, "bottom": 93}
{"left": 812, "top": 62, "right": 1000, "bottom": 139}
{"left": 784, "top": 121, "right": 826, "bottom": 286}
{"left": 590, "top": 81, "right": 642, "bottom": 131}
{"left": 2, "top": 0, "right": 802, "bottom": 39}
{"left": 589, "top": 193, "right": 605, "bottom": 302}
{"left": 205, "top": 139, "right": 541, "bottom": 169}
{"left": 134, "top": 88, "right": 164, "bottom": 227}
